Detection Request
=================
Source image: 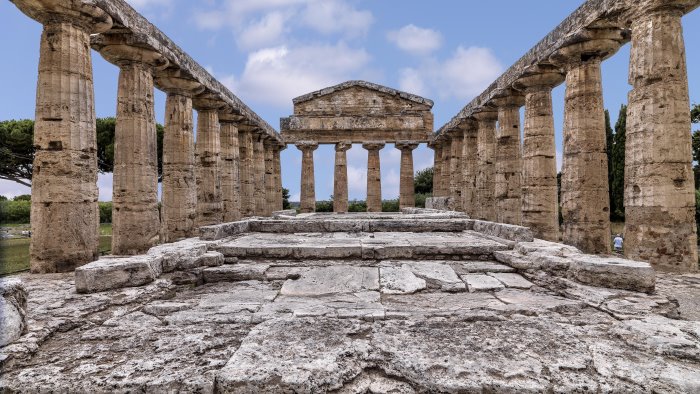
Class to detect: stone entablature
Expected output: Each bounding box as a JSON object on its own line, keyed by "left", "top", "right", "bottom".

{"left": 281, "top": 81, "right": 433, "bottom": 144}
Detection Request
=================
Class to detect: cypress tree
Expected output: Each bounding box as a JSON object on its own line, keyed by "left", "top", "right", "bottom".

{"left": 611, "top": 105, "right": 627, "bottom": 221}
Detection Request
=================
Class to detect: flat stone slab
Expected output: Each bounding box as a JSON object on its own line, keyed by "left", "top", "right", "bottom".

{"left": 74, "top": 255, "right": 163, "bottom": 293}
{"left": 488, "top": 273, "right": 534, "bottom": 289}
{"left": 462, "top": 274, "right": 505, "bottom": 292}
{"left": 0, "top": 278, "right": 27, "bottom": 347}
{"left": 379, "top": 266, "right": 427, "bottom": 294}
{"left": 280, "top": 266, "right": 380, "bottom": 296}
{"left": 203, "top": 264, "right": 270, "bottom": 283}
{"left": 451, "top": 261, "right": 516, "bottom": 274}
{"left": 400, "top": 261, "right": 466, "bottom": 292}
{"left": 569, "top": 256, "right": 656, "bottom": 293}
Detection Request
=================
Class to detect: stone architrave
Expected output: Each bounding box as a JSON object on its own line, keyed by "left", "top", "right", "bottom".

{"left": 99, "top": 43, "right": 169, "bottom": 256}
{"left": 238, "top": 128, "right": 255, "bottom": 217}
{"left": 395, "top": 142, "right": 419, "bottom": 209}
{"left": 448, "top": 132, "right": 464, "bottom": 211}
{"left": 552, "top": 32, "right": 623, "bottom": 254}
{"left": 264, "top": 141, "right": 276, "bottom": 217}
{"left": 297, "top": 142, "right": 319, "bottom": 213}
{"left": 274, "top": 146, "right": 285, "bottom": 211}
{"left": 219, "top": 112, "right": 241, "bottom": 222}
{"left": 193, "top": 95, "right": 225, "bottom": 227}
{"left": 624, "top": 3, "right": 698, "bottom": 271}
{"left": 156, "top": 74, "right": 202, "bottom": 242}
{"left": 333, "top": 142, "right": 352, "bottom": 213}
{"left": 514, "top": 69, "right": 565, "bottom": 241}
{"left": 473, "top": 110, "right": 498, "bottom": 222}
{"left": 17, "top": 1, "right": 112, "bottom": 273}
{"left": 363, "top": 142, "right": 385, "bottom": 212}
{"left": 492, "top": 93, "right": 525, "bottom": 226}
{"left": 252, "top": 135, "right": 267, "bottom": 216}
{"left": 459, "top": 119, "right": 478, "bottom": 218}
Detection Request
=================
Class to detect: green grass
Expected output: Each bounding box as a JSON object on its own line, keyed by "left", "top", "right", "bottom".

{"left": 0, "top": 224, "right": 112, "bottom": 276}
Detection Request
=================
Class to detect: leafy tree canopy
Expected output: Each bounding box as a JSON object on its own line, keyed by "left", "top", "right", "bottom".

{"left": 414, "top": 166, "right": 433, "bottom": 195}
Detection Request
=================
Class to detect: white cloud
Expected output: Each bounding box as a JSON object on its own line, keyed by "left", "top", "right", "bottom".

{"left": 398, "top": 68, "right": 427, "bottom": 97}
{"left": 237, "top": 11, "right": 290, "bottom": 50}
{"left": 126, "top": 0, "right": 173, "bottom": 8}
{"left": 302, "top": 0, "right": 373, "bottom": 37}
{"left": 398, "top": 46, "right": 503, "bottom": 101}
{"left": 233, "top": 43, "right": 371, "bottom": 107}
{"left": 387, "top": 24, "right": 443, "bottom": 56}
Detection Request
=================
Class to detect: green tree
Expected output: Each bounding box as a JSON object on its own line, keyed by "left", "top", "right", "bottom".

{"left": 13, "top": 194, "right": 31, "bottom": 201}
{"left": 610, "top": 105, "right": 627, "bottom": 221}
{"left": 282, "top": 187, "right": 291, "bottom": 210}
{"left": 96, "top": 118, "right": 165, "bottom": 180}
{"left": 414, "top": 166, "right": 433, "bottom": 195}
{"left": 0, "top": 120, "right": 34, "bottom": 187}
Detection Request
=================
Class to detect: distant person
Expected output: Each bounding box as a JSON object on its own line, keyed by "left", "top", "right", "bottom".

{"left": 613, "top": 234, "right": 623, "bottom": 253}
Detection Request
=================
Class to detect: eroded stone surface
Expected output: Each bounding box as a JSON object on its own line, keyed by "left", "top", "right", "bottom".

{"left": 280, "top": 266, "right": 380, "bottom": 296}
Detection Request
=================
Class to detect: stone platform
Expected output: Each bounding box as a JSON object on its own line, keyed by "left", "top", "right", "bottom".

{"left": 1, "top": 211, "right": 699, "bottom": 392}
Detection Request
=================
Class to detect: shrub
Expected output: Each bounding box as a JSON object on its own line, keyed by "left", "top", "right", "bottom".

{"left": 315, "top": 200, "right": 333, "bottom": 212}
{"left": 348, "top": 200, "right": 367, "bottom": 212}
{"left": 99, "top": 202, "right": 113, "bottom": 223}
{"left": 381, "top": 199, "right": 400, "bottom": 212}
{"left": 13, "top": 194, "right": 31, "bottom": 201}
{"left": 0, "top": 200, "right": 31, "bottom": 223}
{"left": 415, "top": 193, "right": 429, "bottom": 208}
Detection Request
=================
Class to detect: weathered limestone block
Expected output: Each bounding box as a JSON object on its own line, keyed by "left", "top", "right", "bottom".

{"left": 514, "top": 69, "right": 564, "bottom": 242}
{"left": 280, "top": 266, "right": 380, "bottom": 296}
{"left": 147, "top": 238, "right": 211, "bottom": 272}
{"left": 488, "top": 272, "right": 534, "bottom": 289}
{"left": 493, "top": 93, "right": 525, "bottom": 226}
{"left": 473, "top": 110, "right": 499, "bottom": 222}
{"left": 297, "top": 142, "right": 319, "bottom": 213}
{"left": 569, "top": 256, "right": 656, "bottom": 293}
{"left": 334, "top": 142, "right": 352, "bottom": 213}
{"left": 0, "top": 278, "right": 28, "bottom": 347}
{"left": 100, "top": 44, "right": 167, "bottom": 255}
{"left": 199, "top": 220, "right": 250, "bottom": 240}
{"left": 430, "top": 144, "right": 443, "bottom": 197}
{"left": 274, "top": 146, "right": 285, "bottom": 211}
{"left": 379, "top": 266, "right": 427, "bottom": 294}
{"left": 363, "top": 142, "right": 385, "bottom": 212}
{"left": 439, "top": 142, "right": 451, "bottom": 197}
{"left": 23, "top": 2, "right": 113, "bottom": 272}
{"left": 193, "top": 98, "right": 225, "bottom": 227}
{"left": 263, "top": 141, "right": 276, "bottom": 217}
{"left": 395, "top": 141, "right": 419, "bottom": 209}
{"left": 157, "top": 75, "right": 201, "bottom": 242}
{"left": 462, "top": 274, "right": 505, "bottom": 292}
{"left": 219, "top": 117, "right": 241, "bottom": 222}
{"left": 624, "top": 4, "right": 698, "bottom": 272}
{"left": 425, "top": 197, "right": 451, "bottom": 211}
{"left": 448, "top": 133, "right": 463, "bottom": 211}
{"left": 74, "top": 255, "right": 163, "bottom": 293}
{"left": 553, "top": 34, "right": 623, "bottom": 254}
{"left": 238, "top": 128, "right": 255, "bottom": 217}
{"left": 401, "top": 261, "right": 466, "bottom": 292}
{"left": 472, "top": 220, "right": 535, "bottom": 242}
{"left": 460, "top": 120, "right": 478, "bottom": 217}
{"left": 253, "top": 135, "right": 267, "bottom": 216}
{"left": 203, "top": 264, "right": 270, "bottom": 283}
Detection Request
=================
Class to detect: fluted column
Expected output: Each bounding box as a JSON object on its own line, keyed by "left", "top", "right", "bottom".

{"left": 297, "top": 142, "right": 319, "bottom": 213}
{"left": 274, "top": 146, "right": 285, "bottom": 211}
{"left": 219, "top": 113, "right": 241, "bottom": 222}
{"left": 264, "top": 141, "right": 276, "bottom": 217}
{"left": 473, "top": 109, "right": 499, "bottom": 222}
{"left": 100, "top": 44, "right": 168, "bottom": 255}
{"left": 17, "top": 1, "right": 112, "bottom": 273}
{"left": 440, "top": 141, "right": 451, "bottom": 198}
{"left": 553, "top": 34, "right": 622, "bottom": 254}
{"left": 395, "top": 142, "right": 419, "bottom": 209}
{"left": 449, "top": 133, "right": 464, "bottom": 211}
{"left": 238, "top": 128, "right": 255, "bottom": 217}
{"left": 515, "top": 69, "right": 564, "bottom": 241}
{"left": 430, "top": 144, "right": 443, "bottom": 197}
{"left": 460, "top": 120, "right": 478, "bottom": 217}
{"left": 625, "top": 3, "right": 698, "bottom": 271}
{"left": 253, "top": 134, "right": 266, "bottom": 216}
{"left": 334, "top": 142, "right": 352, "bottom": 213}
{"left": 156, "top": 75, "right": 202, "bottom": 242}
{"left": 193, "top": 95, "right": 225, "bottom": 227}
{"left": 493, "top": 93, "right": 525, "bottom": 225}
{"left": 363, "top": 142, "right": 385, "bottom": 212}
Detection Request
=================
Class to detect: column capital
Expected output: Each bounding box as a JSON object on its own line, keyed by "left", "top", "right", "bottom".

{"left": 12, "top": 0, "right": 113, "bottom": 32}
{"left": 155, "top": 74, "right": 204, "bottom": 97}
{"left": 549, "top": 29, "right": 627, "bottom": 67}
{"left": 193, "top": 92, "right": 227, "bottom": 111}
{"left": 296, "top": 141, "right": 319, "bottom": 152}
{"left": 362, "top": 141, "right": 385, "bottom": 151}
{"left": 472, "top": 108, "right": 499, "bottom": 123}
{"left": 395, "top": 141, "right": 420, "bottom": 151}
{"left": 335, "top": 141, "right": 352, "bottom": 152}
{"left": 218, "top": 106, "right": 245, "bottom": 123}
{"left": 490, "top": 90, "right": 525, "bottom": 108}
{"left": 98, "top": 42, "right": 169, "bottom": 70}
{"left": 622, "top": 0, "right": 693, "bottom": 21}
{"left": 513, "top": 65, "right": 565, "bottom": 92}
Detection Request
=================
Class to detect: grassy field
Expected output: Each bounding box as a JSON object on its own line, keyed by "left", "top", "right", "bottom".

{"left": 0, "top": 224, "right": 112, "bottom": 276}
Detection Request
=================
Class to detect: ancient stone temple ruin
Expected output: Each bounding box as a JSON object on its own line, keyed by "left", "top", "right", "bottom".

{"left": 1, "top": 0, "right": 700, "bottom": 392}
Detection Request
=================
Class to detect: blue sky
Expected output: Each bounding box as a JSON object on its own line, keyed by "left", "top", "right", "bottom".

{"left": 1, "top": 0, "right": 699, "bottom": 202}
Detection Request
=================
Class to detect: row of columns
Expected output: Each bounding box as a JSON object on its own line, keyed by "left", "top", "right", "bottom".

{"left": 297, "top": 141, "right": 420, "bottom": 213}
{"left": 16, "top": 1, "right": 284, "bottom": 273}
{"left": 433, "top": 2, "right": 698, "bottom": 271}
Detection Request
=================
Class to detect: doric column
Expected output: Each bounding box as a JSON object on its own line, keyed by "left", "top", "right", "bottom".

{"left": 15, "top": 1, "right": 112, "bottom": 272}
{"left": 395, "top": 141, "right": 419, "bottom": 209}
{"left": 274, "top": 146, "right": 285, "bottom": 211}
{"left": 459, "top": 119, "right": 478, "bottom": 217}
{"left": 624, "top": 3, "right": 698, "bottom": 271}
{"left": 430, "top": 144, "right": 443, "bottom": 197}
{"left": 514, "top": 68, "right": 565, "bottom": 241}
{"left": 238, "top": 127, "right": 255, "bottom": 217}
{"left": 155, "top": 74, "right": 202, "bottom": 242}
{"left": 193, "top": 94, "right": 225, "bottom": 227}
{"left": 363, "top": 142, "right": 385, "bottom": 212}
{"left": 264, "top": 140, "right": 276, "bottom": 217}
{"left": 333, "top": 142, "right": 352, "bottom": 213}
{"left": 297, "top": 142, "right": 319, "bottom": 213}
{"left": 448, "top": 132, "right": 464, "bottom": 211}
{"left": 99, "top": 43, "right": 168, "bottom": 255}
{"left": 252, "top": 134, "right": 267, "bottom": 216}
{"left": 473, "top": 109, "right": 499, "bottom": 222}
{"left": 492, "top": 92, "right": 525, "bottom": 225}
{"left": 552, "top": 31, "right": 623, "bottom": 254}
{"left": 219, "top": 111, "right": 241, "bottom": 222}
{"left": 440, "top": 141, "right": 451, "bottom": 198}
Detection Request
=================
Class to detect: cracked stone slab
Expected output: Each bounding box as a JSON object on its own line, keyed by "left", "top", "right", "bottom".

{"left": 379, "top": 266, "right": 426, "bottom": 294}
{"left": 569, "top": 256, "right": 656, "bottom": 293}
{"left": 462, "top": 274, "right": 505, "bottom": 292}
{"left": 382, "top": 292, "right": 505, "bottom": 319}
{"left": 202, "top": 264, "right": 270, "bottom": 283}
{"left": 488, "top": 273, "right": 533, "bottom": 289}
{"left": 399, "top": 261, "right": 466, "bottom": 292}
{"left": 74, "top": 255, "right": 163, "bottom": 294}
{"left": 0, "top": 278, "right": 27, "bottom": 347}
{"left": 254, "top": 291, "right": 382, "bottom": 322}
{"left": 280, "top": 266, "right": 380, "bottom": 296}
{"left": 451, "top": 261, "right": 515, "bottom": 274}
